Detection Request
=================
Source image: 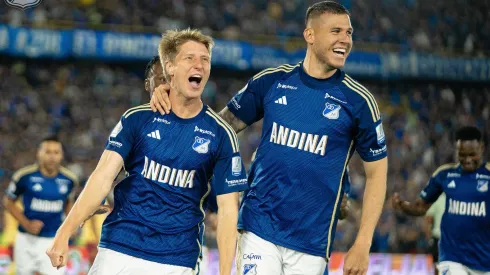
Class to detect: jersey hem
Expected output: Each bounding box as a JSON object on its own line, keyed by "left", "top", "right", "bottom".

{"left": 238, "top": 226, "right": 326, "bottom": 258}
{"left": 440, "top": 256, "right": 490, "bottom": 272}
{"left": 98, "top": 241, "right": 196, "bottom": 269}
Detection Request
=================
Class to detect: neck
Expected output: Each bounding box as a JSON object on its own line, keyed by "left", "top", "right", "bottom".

{"left": 39, "top": 165, "right": 58, "bottom": 177}
{"left": 169, "top": 87, "right": 203, "bottom": 119}
{"left": 303, "top": 48, "right": 337, "bottom": 79}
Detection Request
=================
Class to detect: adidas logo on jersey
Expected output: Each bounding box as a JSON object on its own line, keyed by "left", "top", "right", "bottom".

{"left": 32, "top": 183, "right": 42, "bottom": 192}
{"left": 274, "top": 96, "right": 287, "bottom": 105}
{"left": 147, "top": 130, "right": 161, "bottom": 140}
{"left": 448, "top": 180, "right": 456, "bottom": 188}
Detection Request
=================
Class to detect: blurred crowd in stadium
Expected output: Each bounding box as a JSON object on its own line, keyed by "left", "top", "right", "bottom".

{"left": 0, "top": 0, "right": 490, "bottom": 269}
{"left": 2, "top": 0, "right": 490, "bottom": 55}
{"left": 0, "top": 59, "right": 489, "bottom": 255}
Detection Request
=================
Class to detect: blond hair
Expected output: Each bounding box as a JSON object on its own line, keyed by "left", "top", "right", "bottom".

{"left": 158, "top": 28, "right": 214, "bottom": 82}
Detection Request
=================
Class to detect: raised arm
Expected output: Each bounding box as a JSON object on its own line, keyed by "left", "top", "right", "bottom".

{"left": 218, "top": 107, "right": 248, "bottom": 133}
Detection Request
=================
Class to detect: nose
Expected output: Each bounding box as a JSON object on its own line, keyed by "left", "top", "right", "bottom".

{"left": 193, "top": 59, "right": 204, "bottom": 70}
{"left": 339, "top": 31, "right": 351, "bottom": 44}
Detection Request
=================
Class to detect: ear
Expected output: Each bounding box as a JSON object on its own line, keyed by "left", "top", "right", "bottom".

{"left": 165, "top": 61, "right": 175, "bottom": 77}
{"left": 144, "top": 79, "right": 150, "bottom": 92}
{"left": 303, "top": 27, "right": 314, "bottom": 44}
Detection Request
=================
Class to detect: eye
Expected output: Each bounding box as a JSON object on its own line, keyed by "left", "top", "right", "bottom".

{"left": 185, "top": 56, "right": 192, "bottom": 60}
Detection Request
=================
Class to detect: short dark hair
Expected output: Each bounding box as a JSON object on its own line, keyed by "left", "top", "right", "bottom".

{"left": 144, "top": 55, "right": 161, "bottom": 79}
{"left": 455, "top": 126, "right": 483, "bottom": 142}
{"left": 305, "top": 1, "right": 350, "bottom": 26}
{"left": 42, "top": 135, "right": 61, "bottom": 144}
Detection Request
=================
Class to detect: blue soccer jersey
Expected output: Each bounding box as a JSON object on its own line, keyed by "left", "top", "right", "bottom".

{"left": 420, "top": 162, "right": 490, "bottom": 271}
{"left": 101, "top": 104, "right": 248, "bottom": 268}
{"left": 227, "top": 63, "right": 387, "bottom": 259}
{"left": 6, "top": 164, "right": 78, "bottom": 237}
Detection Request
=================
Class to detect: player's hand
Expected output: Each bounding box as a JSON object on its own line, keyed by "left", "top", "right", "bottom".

{"left": 343, "top": 242, "right": 370, "bottom": 275}
{"left": 391, "top": 192, "right": 406, "bottom": 211}
{"left": 80, "top": 204, "right": 112, "bottom": 228}
{"left": 339, "top": 193, "right": 350, "bottom": 220}
{"left": 26, "top": 219, "right": 44, "bottom": 235}
{"left": 46, "top": 235, "right": 69, "bottom": 269}
{"left": 151, "top": 84, "right": 171, "bottom": 115}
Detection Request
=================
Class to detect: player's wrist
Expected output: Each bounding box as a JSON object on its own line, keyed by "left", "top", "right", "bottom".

{"left": 353, "top": 239, "right": 372, "bottom": 250}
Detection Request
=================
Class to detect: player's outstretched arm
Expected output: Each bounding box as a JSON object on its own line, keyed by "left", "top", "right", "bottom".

{"left": 344, "top": 157, "right": 387, "bottom": 275}
{"left": 218, "top": 107, "right": 248, "bottom": 134}
{"left": 46, "top": 150, "right": 123, "bottom": 268}
{"left": 216, "top": 192, "right": 240, "bottom": 275}
{"left": 392, "top": 193, "right": 432, "bottom": 216}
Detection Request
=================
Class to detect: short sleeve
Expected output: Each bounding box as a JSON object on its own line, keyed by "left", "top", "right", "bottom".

{"left": 6, "top": 174, "right": 26, "bottom": 200}
{"left": 226, "top": 78, "right": 266, "bottom": 125}
{"left": 420, "top": 174, "right": 443, "bottom": 204}
{"left": 105, "top": 115, "right": 137, "bottom": 160}
{"left": 211, "top": 132, "right": 248, "bottom": 196}
{"left": 354, "top": 100, "right": 387, "bottom": 162}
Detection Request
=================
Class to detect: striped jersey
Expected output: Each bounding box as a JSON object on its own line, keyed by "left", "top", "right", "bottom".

{"left": 101, "top": 104, "right": 248, "bottom": 268}
{"left": 421, "top": 162, "right": 490, "bottom": 271}
{"left": 227, "top": 62, "right": 387, "bottom": 259}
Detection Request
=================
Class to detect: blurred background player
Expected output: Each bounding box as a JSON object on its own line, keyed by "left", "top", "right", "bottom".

{"left": 46, "top": 29, "right": 248, "bottom": 275}
{"left": 393, "top": 126, "right": 490, "bottom": 275}
{"left": 151, "top": 2, "right": 388, "bottom": 274}
{"left": 424, "top": 193, "right": 445, "bottom": 275}
{"left": 2, "top": 136, "right": 78, "bottom": 275}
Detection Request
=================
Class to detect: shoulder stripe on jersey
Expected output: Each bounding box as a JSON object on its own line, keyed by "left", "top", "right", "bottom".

{"left": 60, "top": 166, "right": 79, "bottom": 185}
{"left": 344, "top": 75, "right": 381, "bottom": 119}
{"left": 207, "top": 108, "right": 240, "bottom": 151}
{"left": 342, "top": 79, "right": 379, "bottom": 122}
{"left": 12, "top": 164, "right": 39, "bottom": 182}
{"left": 124, "top": 107, "right": 152, "bottom": 118}
{"left": 122, "top": 103, "right": 150, "bottom": 117}
{"left": 252, "top": 65, "right": 293, "bottom": 81}
{"left": 326, "top": 141, "right": 354, "bottom": 261}
{"left": 252, "top": 64, "right": 297, "bottom": 81}
{"left": 431, "top": 163, "right": 459, "bottom": 177}
{"left": 205, "top": 110, "right": 239, "bottom": 153}
{"left": 252, "top": 64, "right": 300, "bottom": 81}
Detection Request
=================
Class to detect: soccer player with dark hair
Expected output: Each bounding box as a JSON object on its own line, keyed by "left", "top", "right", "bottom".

{"left": 151, "top": 1, "right": 387, "bottom": 274}
{"left": 46, "top": 29, "right": 248, "bottom": 275}
{"left": 3, "top": 136, "right": 78, "bottom": 275}
{"left": 393, "top": 126, "right": 490, "bottom": 275}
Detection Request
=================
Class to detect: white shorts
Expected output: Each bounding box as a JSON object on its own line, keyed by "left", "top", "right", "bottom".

{"left": 89, "top": 247, "right": 196, "bottom": 275}
{"left": 438, "top": 261, "right": 490, "bottom": 275}
{"left": 14, "top": 231, "right": 65, "bottom": 275}
{"left": 236, "top": 231, "right": 327, "bottom": 275}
